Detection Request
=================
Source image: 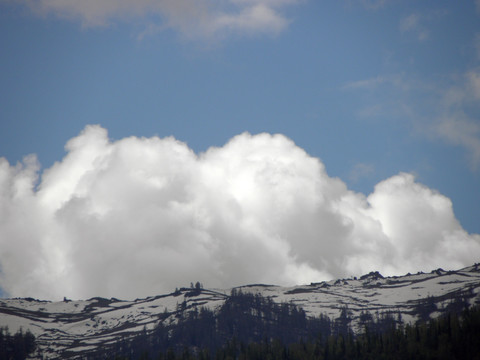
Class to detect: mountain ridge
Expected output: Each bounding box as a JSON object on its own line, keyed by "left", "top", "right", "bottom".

{"left": 1, "top": 263, "right": 479, "bottom": 359}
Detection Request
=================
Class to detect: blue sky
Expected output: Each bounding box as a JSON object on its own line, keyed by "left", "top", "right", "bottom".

{"left": 0, "top": 1, "right": 480, "bottom": 299}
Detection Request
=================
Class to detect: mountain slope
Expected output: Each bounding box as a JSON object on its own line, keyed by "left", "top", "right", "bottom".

{"left": 1, "top": 264, "right": 479, "bottom": 359}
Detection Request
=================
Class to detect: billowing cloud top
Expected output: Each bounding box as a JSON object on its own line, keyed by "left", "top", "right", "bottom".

{"left": 0, "top": 125, "right": 479, "bottom": 300}
{"left": 11, "top": 0, "right": 302, "bottom": 38}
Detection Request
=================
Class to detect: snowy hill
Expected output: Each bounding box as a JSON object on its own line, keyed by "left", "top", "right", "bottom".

{"left": 1, "top": 264, "right": 480, "bottom": 359}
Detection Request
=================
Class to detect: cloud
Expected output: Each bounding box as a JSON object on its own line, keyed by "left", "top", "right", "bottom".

{"left": 428, "top": 69, "right": 480, "bottom": 169}
{"left": 7, "top": 0, "right": 301, "bottom": 38}
{"left": 343, "top": 74, "right": 409, "bottom": 91}
{"left": 343, "top": 76, "right": 388, "bottom": 90}
{"left": 360, "top": 0, "right": 387, "bottom": 10}
{"left": 474, "top": 33, "right": 480, "bottom": 60}
{"left": 343, "top": 0, "right": 388, "bottom": 10}
{"left": 468, "top": 69, "right": 480, "bottom": 100}
{"left": 0, "top": 125, "right": 479, "bottom": 300}
{"left": 434, "top": 114, "right": 480, "bottom": 170}
{"left": 399, "top": 13, "right": 420, "bottom": 32}
{"left": 399, "top": 13, "right": 429, "bottom": 41}
{"left": 213, "top": 3, "right": 290, "bottom": 36}
{"left": 349, "top": 163, "right": 375, "bottom": 182}
{"left": 344, "top": 69, "right": 480, "bottom": 170}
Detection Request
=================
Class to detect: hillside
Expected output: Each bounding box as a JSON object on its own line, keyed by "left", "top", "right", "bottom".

{"left": 0, "top": 264, "right": 479, "bottom": 359}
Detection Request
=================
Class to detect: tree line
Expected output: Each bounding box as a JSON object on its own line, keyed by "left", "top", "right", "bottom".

{"left": 0, "top": 327, "right": 36, "bottom": 360}
{"left": 93, "top": 290, "right": 480, "bottom": 360}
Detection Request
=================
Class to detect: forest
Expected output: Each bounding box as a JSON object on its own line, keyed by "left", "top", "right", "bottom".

{"left": 3, "top": 289, "right": 479, "bottom": 359}
{"left": 0, "top": 327, "right": 36, "bottom": 360}
{"left": 94, "top": 290, "right": 480, "bottom": 360}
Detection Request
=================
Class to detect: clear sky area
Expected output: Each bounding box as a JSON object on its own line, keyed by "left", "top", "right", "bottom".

{"left": 0, "top": 0, "right": 479, "bottom": 300}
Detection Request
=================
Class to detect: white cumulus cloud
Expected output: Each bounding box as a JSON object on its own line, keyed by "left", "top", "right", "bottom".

{"left": 6, "top": 0, "right": 302, "bottom": 38}
{"left": 0, "top": 125, "right": 479, "bottom": 300}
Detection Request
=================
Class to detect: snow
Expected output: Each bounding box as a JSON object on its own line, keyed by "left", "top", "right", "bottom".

{"left": 0, "top": 265, "right": 479, "bottom": 358}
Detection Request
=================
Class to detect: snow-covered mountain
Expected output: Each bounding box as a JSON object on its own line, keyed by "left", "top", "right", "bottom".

{"left": 1, "top": 264, "right": 479, "bottom": 359}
